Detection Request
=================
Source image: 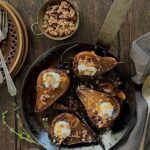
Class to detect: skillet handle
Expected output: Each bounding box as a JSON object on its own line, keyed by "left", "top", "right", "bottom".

{"left": 96, "top": 0, "right": 133, "bottom": 49}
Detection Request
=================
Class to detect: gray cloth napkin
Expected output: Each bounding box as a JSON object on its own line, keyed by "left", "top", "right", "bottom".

{"left": 122, "top": 32, "right": 150, "bottom": 150}
{"left": 130, "top": 32, "right": 150, "bottom": 85}
{"left": 118, "top": 32, "right": 150, "bottom": 150}
{"left": 117, "top": 86, "right": 149, "bottom": 150}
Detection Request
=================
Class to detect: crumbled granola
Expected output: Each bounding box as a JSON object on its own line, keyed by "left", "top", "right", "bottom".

{"left": 43, "top": 1, "right": 77, "bottom": 37}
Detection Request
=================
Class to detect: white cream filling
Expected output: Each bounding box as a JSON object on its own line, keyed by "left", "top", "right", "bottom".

{"left": 78, "top": 63, "right": 97, "bottom": 76}
{"left": 54, "top": 121, "right": 71, "bottom": 139}
{"left": 97, "top": 102, "right": 114, "bottom": 117}
{"left": 43, "top": 72, "right": 61, "bottom": 89}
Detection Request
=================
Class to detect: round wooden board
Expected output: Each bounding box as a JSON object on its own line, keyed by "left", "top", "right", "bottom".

{"left": 4, "top": 1, "right": 28, "bottom": 77}
{"left": 0, "top": 0, "right": 23, "bottom": 75}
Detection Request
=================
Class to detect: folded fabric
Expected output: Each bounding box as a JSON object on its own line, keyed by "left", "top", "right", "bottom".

{"left": 130, "top": 32, "right": 150, "bottom": 85}
{"left": 117, "top": 86, "right": 148, "bottom": 150}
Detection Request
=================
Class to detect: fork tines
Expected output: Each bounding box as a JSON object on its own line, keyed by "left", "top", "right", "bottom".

{"left": 0, "top": 11, "right": 8, "bottom": 37}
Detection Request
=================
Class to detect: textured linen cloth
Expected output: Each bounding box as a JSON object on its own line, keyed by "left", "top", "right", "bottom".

{"left": 117, "top": 86, "right": 149, "bottom": 150}
{"left": 118, "top": 32, "right": 150, "bottom": 150}
{"left": 130, "top": 32, "right": 150, "bottom": 84}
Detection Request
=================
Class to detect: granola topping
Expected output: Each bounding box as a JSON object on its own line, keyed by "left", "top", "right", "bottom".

{"left": 43, "top": 72, "right": 61, "bottom": 89}
{"left": 54, "top": 121, "right": 71, "bottom": 144}
{"left": 78, "top": 59, "right": 97, "bottom": 76}
{"left": 43, "top": 1, "right": 77, "bottom": 37}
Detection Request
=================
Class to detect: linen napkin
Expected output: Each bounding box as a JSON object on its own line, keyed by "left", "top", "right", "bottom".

{"left": 130, "top": 32, "right": 150, "bottom": 85}
{"left": 118, "top": 32, "right": 150, "bottom": 150}
{"left": 117, "top": 86, "right": 148, "bottom": 150}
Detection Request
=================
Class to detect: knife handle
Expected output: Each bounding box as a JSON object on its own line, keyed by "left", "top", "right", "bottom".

{"left": 139, "top": 107, "right": 150, "bottom": 150}
{"left": 0, "top": 49, "right": 17, "bottom": 96}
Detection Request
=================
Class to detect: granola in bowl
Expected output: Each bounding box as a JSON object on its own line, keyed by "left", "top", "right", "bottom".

{"left": 42, "top": 0, "right": 78, "bottom": 37}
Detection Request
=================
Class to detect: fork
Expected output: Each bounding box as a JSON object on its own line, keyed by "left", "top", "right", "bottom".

{"left": 0, "top": 11, "right": 17, "bottom": 96}
{"left": 0, "top": 68, "right": 3, "bottom": 84}
{"left": 0, "top": 19, "right": 4, "bottom": 84}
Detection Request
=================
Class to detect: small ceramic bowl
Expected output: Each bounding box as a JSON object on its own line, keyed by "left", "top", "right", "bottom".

{"left": 31, "top": 0, "right": 79, "bottom": 40}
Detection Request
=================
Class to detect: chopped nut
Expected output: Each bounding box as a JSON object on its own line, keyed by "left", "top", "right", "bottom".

{"left": 82, "top": 138, "right": 85, "bottom": 142}
{"left": 87, "top": 136, "right": 91, "bottom": 142}
{"left": 42, "top": 1, "right": 77, "bottom": 37}
{"left": 66, "top": 70, "right": 70, "bottom": 73}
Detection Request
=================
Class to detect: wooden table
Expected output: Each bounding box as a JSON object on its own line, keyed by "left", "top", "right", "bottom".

{"left": 1, "top": 0, "right": 150, "bottom": 149}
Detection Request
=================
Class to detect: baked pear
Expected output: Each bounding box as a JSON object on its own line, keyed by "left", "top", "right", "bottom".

{"left": 72, "top": 51, "right": 118, "bottom": 78}
{"left": 114, "top": 90, "right": 126, "bottom": 102}
{"left": 50, "top": 113, "right": 96, "bottom": 146}
{"left": 35, "top": 68, "right": 70, "bottom": 112}
{"left": 77, "top": 86, "right": 120, "bottom": 129}
{"left": 99, "top": 82, "right": 126, "bottom": 102}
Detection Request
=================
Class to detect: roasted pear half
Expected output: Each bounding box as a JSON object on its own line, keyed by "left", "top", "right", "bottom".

{"left": 72, "top": 51, "right": 118, "bottom": 78}
{"left": 99, "top": 82, "right": 126, "bottom": 102}
{"left": 35, "top": 68, "right": 70, "bottom": 112}
{"left": 50, "top": 113, "right": 96, "bottom": 146}
{"left": 77, "top": 86, "right": 120, "bottom": 129}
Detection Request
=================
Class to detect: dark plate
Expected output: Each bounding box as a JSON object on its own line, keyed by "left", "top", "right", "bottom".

{"left": 21, "top": 42, "right": 137, "bottom": 150}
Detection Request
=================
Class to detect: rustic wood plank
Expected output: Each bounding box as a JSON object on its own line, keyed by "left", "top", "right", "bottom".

{"left": 8, "top": 0, "right": 115, "bottom": 149}
{"left": 0, "top": 0, "right": 118, "bottom": 149}
{"left": 119, "top": 0, "right": 150, "bottom": 149}
{"left": 0, "top": 4, "right": 17, "bottom": 150}
{"left": 119, "top": 0, "right": 150, "bottom": 73}
{"left": 0, "top": 86, "right": 16, "bottom": 150}
{"left": 2, "top": 0, "right": 45, "bottom": 149}
{"left": 1, "top": 0, "right": 150, "bottom": 149}
{"left": 10, "top": 0, "right": 45, "bottom": 149}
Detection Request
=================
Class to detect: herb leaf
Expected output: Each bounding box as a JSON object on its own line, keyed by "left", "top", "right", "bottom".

{"left": 2, "top": 103, "right": 39, "bottom": 145}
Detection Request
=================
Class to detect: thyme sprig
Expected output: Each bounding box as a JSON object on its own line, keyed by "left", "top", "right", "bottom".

{"left": 2, "top": 102, "right": 39, "bottom": 145}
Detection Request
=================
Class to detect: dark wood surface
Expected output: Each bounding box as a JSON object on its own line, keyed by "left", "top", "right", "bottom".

{"left": 0, "top": 0, "right": 150, "bottom": 149}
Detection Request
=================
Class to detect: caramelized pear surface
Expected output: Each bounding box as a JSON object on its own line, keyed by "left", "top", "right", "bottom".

{"left": 35, "top": 68, "right": 70, "bottom": 112}
{"left": 50, "top": 113, "right": 96, "bottom": 146}
{"left": 72, "top": 51, "right": 118, "bottom": 78}
{"left": 77, "top": 86, "right": 120, "bottom": 129}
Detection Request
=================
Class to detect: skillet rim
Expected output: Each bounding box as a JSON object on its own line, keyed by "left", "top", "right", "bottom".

{"left": 20, "top": 42, "right": 137, "bottom": 150}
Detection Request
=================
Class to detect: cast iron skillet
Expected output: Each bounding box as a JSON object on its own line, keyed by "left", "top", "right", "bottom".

{"left": 21, "top": 0, "right": 136, "bottom": 150}
{"left": 21, "top": 42, "right": 136, "bottom": 150}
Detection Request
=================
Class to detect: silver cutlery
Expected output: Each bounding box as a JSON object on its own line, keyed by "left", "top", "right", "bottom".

{"left": 0, "top": 69, "right": 3, "bottom": 84}
{"left": 0, "top": 11, "right": 17, "bottom": 96}
{"left": 0, "top": 17, "right": 4, "bottom": 84}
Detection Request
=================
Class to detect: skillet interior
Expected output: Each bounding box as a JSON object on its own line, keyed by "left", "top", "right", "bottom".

{"left": 21, "top": 42, "right": 137, "bottom": 150}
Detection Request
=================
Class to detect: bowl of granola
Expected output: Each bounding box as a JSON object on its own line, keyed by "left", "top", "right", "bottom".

{"left": 31, "top": 0, "right": 79, "bottom": 40}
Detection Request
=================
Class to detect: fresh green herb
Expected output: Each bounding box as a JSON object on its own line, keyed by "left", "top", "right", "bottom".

{"left": 2, "top": 102, "right": 39, "bottom": 145}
